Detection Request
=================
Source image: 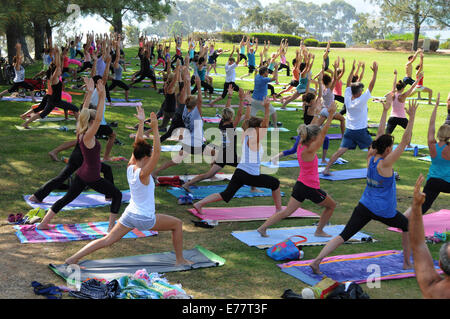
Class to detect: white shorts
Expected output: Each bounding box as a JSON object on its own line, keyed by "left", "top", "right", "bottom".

{"left": 251, "top": 98, "right": 276, "bottom": 116}
{"left": 118, "top": 211, "right": 156, "bottom": 231}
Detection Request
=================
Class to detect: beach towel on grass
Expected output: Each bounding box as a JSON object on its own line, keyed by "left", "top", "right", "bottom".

{"left": 167, "top": 185, "right": 284, "bottom": 201}
{"left": 418, "top": 156, "right": 431, "bottom": 162}
{"left": 49, "top": 245, "right": 225, "bottom": 283}
{"left": 278, "top": 250, "right": 442, "bottom": 286}
{"left": 24, "top": 190, "right": 131, "bottom": 211}
{"left": 320, "top": 168, "right": 367, "bottom": 181}
{"left": 232, "top": 225, "right": 373, "bottom": 249}
{"left": 188, "top": 205, "right": 319, "bottom": 222}
{"left": 262, "top": 158, "right": 347, "bottom": 169}
{"left": 388, "top": 209, "right": 450, "bottom": 237}
{"left": 161, "top": 173, "right": 233, "bottom": 183}
{"left": 14, "top": 221, "right": 157, "bottom": 244}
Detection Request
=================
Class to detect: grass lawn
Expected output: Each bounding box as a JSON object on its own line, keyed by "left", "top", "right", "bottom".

{"left": 0, "top": 42, "right": 449, "bottom": 299}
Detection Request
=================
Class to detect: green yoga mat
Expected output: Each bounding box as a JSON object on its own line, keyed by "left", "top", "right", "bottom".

{"left": 49, "top": 245, "right": 225, "bottom": 284}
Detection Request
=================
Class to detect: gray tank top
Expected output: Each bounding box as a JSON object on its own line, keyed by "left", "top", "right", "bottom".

{"left": 114, "top": 63, "right": 123, "bottom": 81}
{"left": 14, "top": 66, "right": 25, "bottom": 83}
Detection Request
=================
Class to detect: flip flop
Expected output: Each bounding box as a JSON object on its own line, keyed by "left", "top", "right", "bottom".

{"left": 31, "top": 281, "right": 62, "bottom": 299}
{"left": 191, "top": 220, "right": 214, "bottom": 229}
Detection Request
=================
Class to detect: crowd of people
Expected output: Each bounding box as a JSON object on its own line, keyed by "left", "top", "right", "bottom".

{"left": 3, "top": 31, "right": 449, "bottom": 299}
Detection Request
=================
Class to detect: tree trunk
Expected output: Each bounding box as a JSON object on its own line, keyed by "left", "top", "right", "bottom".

{"left": 45, "top": 20, "right": 53, "bottom": 48}
{"left": 33, "top": 19, "right": 45, "bottom": 61}
{"left": 413, "top": 18, "right": 420, "bottom": 51}
{"left": 19, "top": 33, "right": 34, "bottom": 64}
{"left": 112, "top": 9, "right": 123, "bottom": 34}
{"left": 6, "top": 23, "right": 19, "bottom": 64}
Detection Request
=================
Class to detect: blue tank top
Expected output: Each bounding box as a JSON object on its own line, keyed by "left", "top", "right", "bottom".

{"left": 360, "top": 157, "right": 397, "bottom": 218}
{"left": 428, "top": 143, "right": 450, "bottom": 183}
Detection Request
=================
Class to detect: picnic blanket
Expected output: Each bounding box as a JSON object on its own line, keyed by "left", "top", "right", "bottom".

{"left": 278, "top": 250, "right": 442, "bottom": 286}
{"left": 24, "top": 190, "right": 131, "bottom": 211}
{"left": 14, "top": 221, "right": 157, "bottom": 244}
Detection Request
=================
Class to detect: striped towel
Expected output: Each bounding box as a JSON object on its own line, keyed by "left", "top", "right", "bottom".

{"left": 14, "top": 221, "right": 158, "bottom": 244}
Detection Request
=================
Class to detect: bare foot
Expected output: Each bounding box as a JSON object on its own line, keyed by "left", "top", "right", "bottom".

{"left": 403, "top": 261, "right": 413, "bottom": 270}
{"left": 36, "top": 223, "right": 50, "bottom": 230}
{"left": 309, "top": 261, "right": 323, "bottom": 275}
{"left": 182, "top": 184, "right": 192, "bottom": 193}
{"left": 193, "top": 202, "right": 203, "bottom": 215}
{"left": 48, "top": 151, "right": 59, "bottom": 162}
{"left": 257, "top": 227, "right": 269, "bottom": 238}
{"left": 175, "top": 258, "right": 194, "bottom": 266}
{"left": 250, "top": 187, "right": 264, "bottom": 193}
{"left": 322, "top": 168, "right": 332, "bottom": 176}
{"left": 314, "top": 230, "right": 332, "bottom": 237}
{"left": 28, "top": 194, "right": 42, "bottom": 203}
{"left": 22, "top": 123, "right": 31, "bottom": 130}
{"left": 64, "top": 257, "right": 79, "bottom": 265}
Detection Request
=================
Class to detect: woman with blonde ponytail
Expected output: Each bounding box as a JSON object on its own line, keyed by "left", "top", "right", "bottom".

{"left": 37, "top": 79, "right": 122, "bottom": 232}
{"left": 257, "top": 102, "right": 338, "bottom": 238}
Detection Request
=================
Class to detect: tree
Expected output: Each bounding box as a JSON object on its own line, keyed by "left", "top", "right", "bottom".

{"left": 374, "top": 0, "right": 449, "bottom": 50}
{"left": 77, "top": 0, "right": 173, "bottom": 34}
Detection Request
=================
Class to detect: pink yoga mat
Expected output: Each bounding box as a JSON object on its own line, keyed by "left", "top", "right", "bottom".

{"left": 188, "top": 205, "right": 319, "bottom": 222}
{"left": 388, "top": 209, "right": 450, "bottom": 236}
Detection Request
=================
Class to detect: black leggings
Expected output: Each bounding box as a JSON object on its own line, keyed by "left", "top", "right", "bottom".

{"left": 8, "top": 81, "right": 34, "bottom": 93}
{"left": 386, "top": 117, "right": 408, "bottom": 135}
{"left": 339, "top": 202, "right": 408, "bottom": 242}
{"left": 78, "top": 61, "right": 93, "bottom": 73}
{"left": 133, "top": 70, "right": 156, "bottom": 88}
{"left": 33, "top": 145, "right": 114, "bottom": 202}
{"left": 51, "top": 174, "right": 122, "bottom": 214}
{"left": 33, "top": 95, "right": 49, "bottom": 113}
{"left": 279, "top": 63, "right": 290, "bottom": 76}
{"left": 220, "top": 168, "right": 280, "bottom": 203}
{"left": 39, "top": 99, "right": 79, "bottom": 119}
{"left": 422, "top": 177, "right": 450, "bottom": 214}
{"left": 221, "top": 82, "right": 240, "bottom": 99}
{"left": 109, "top": 79, "right": 129, "bottom": 91}
{"left": 160, "top": 113, "right": 185, "bottom": 143}
{"left": 334, "top": 95, "right": 346, "bottom": 115}
{"left": 171, "top": 55, "right": 184, "bottom": 69}
{"left": 268, "top": 84, "right": 276, "bottom": 96}
{"left": 191, "top": 79, "right": 214, "bottom": 95}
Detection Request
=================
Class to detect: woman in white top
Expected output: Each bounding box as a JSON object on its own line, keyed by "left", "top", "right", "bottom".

{"left": 193, "top": 97, "right": 282, "bottom": 215}
{"left": 65, "top": 106, "right": 192, "bottom": 266}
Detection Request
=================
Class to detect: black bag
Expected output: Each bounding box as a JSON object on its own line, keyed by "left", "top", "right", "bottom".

{"left": 69, "top": 279, "right": 120, "bottom": 299}
{"left": 326, "top": 282, "right": 370, "bottom": 299}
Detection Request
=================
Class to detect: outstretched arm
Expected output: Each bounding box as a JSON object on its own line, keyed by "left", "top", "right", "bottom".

{"left": 346, "top": 60, "right": 356, "bottom": 88}
{"left": 368, "top": 61, "right": 378, "bottom": 93}
{"left": 409, "top": 174, "right": 444, "bottom": 299}
{"left": 140, "top": 112, "right": 161, "bottom": 179}
{"left": 428, "top": 93, "right": 440, "bottom": 156}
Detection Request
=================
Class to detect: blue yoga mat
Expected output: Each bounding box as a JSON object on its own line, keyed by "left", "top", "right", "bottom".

{"left": 418, "top": 156, "right": 431, "bottom": 162}
{"left": 262, "top": 158, "right": 348, "bottom": 169}
{"left": 167, "top": 185, "right": 284, "bottom": 201}
{"left": 320, "top": 168, "right": 367, "bottom": 181}
{"left": 363, "top": 144, "right": 428, "bottom": 152}
{"left": 161, "top": 145, "right": 182, "bottom": 152}
{"left": 24, "top": 190, "right": 131, "bottom": 211}
{"left": 232, "top": 225, "right": 373, "bottom": 248}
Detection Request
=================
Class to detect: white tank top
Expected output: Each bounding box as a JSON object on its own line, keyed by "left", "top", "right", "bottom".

{"left": 124, "top": 165, "right": 155, "bottom": 218}
{"left": 237, "top": 135, "right": 263, "bottom": 175}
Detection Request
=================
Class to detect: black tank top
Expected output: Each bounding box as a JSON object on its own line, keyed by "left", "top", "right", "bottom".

{"left": 50, "top": 80, "right": 62, "bottom": 104}
{"left": 164, "top": 93, "right": 176, "bottom": 113}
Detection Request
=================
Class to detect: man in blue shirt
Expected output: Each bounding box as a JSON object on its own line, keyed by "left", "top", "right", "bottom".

{"left": 251, "top": 65, "right": 279, "bottom": 128}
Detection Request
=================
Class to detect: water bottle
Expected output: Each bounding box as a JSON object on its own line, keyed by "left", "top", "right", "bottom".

{"left": 413, "top": 146, "right": 419, "bottom": 157}
{"left": 299, "top": 250, "right": 304, "bottom": 260}
{"left": 59, "top": 126, "right": 68, "bottom": 132}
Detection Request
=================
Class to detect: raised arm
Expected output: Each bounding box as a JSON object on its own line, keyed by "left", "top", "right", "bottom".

{"left": 428, "top": 93, "right": 440, "bottom": 155}
{"left": 381, "top": 100, "right": 418, "bottom": 168}
{"left": 84, "top": 80, "right": 106, "bottom": 144}
{"left": 308, "top": 102, "right": 338, "bottom": 153}
{"left": 409, "top": 174, "right": 444, "bottom": 298}
{"left": 233, "top": 89, "right": 246, "bottom": 128}
{"left": 392, "top": 69, "right": 398, "bottom": 93}
{"left": 346, "top": 60, "right": 356, "bottom": 87}
{"left": 81, "top": 77, "right": 95, "bottom": 111}
{"left": 358, "top": 62, "right": 365, "bottom": 82}
{"left": 194, "top": 76, "right": 203, "bottom": 116}
{"left": 367, "top": 61, "right": 378, "bottom": 93}
{"left": 140, "top": 112, "right": 161, "bottom": 179}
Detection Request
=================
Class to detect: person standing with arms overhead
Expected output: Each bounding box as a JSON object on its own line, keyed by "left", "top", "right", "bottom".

{"left": 251, "top": 64, "right": 279, "bottom": 128}
{"left": 322, "top": 60, "right": 379, "bottom": 176}
{"left": 403, "top": 48, "right": 421, "bottom": 86}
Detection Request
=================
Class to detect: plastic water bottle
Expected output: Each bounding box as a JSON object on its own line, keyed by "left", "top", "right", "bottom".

{"left": 299, "top": 250, "right": 304, "bottom": 260}
{"left": 413, "top": 146, "right": 419, "bottom": 157}
{"left": 59, "top": 126, "right": 68, "bottom": 132}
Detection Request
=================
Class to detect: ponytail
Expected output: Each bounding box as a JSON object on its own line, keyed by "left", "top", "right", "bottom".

{"left": 371, "top": 134, "right": 394, "bottom": 154}
{"left": 297, "top": 124, "right": 320, "bottom": 145}
{"left": 76, "top": 108, "right": 96, "bottom": 136}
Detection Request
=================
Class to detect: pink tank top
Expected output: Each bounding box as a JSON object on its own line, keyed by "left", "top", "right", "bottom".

{"left": 391, "top": 93, "right": 406, "bottom": 118}
{"left": 297, "top": 144, "right": 320, "bottom": 189}
{"left": 333, "top": 80, "right": 343, "bottom": 96}
{"left": 280, "top": 55, "right": 287, "bottom": 64}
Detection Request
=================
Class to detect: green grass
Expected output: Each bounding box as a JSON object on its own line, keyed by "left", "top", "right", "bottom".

{"left": 0, "top": 42, "right": 449, "bottom": 299}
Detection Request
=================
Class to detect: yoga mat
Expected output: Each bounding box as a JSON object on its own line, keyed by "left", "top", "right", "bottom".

{"left": 207, "top": 104, "right": 241, "bottom": 108}
{"left": 1, "top": 97, "right": 42, "bottom": 102}
{"left": 110, "top": 98, "right": 143, "bottom": 102}
{"left": 15, "top": 124, "right": 76, "bottom": 131}
{"left": 161, "top": 173, "right": 233, "bottom": 183}
{"left": 36, "top": 117, "right": 75, "bottom": 123}
{"left": 188, "top": 205, "right": 319, "bottom": 222}
{"left": 326, "top": 134, "right": 342, "bottom": 140}
{"left": 274, "top": 107, "right": 298, "bottom": 111}
{"left": 49, "top": 245, "right": 225, "bottom": 283}
{"left": 235, "top": 127, "right": 290, "bottom": 132}
{"left": 161, "top": 145, "right": 182, "bottom": 152}
{"left": 388, "top": 209, "right": 450, "bottom": 237}
{"left": 167, "top": 185, "right": 284, "bottom": 201}
{"left": 111, "top": 102, "right": 143, "bottom": 107}
{"left": 418, "top": 156, "right": 431, "bottom": 162}
{"left": 362, "top": 144, "right": 428, "bottom": 152}
{"left": 14, "top": 222, "right": 157, "bottom": 244}
{"left": 202, "top": 117, "right": 221, "bottom": 123}
{"left": 320, "top": 168, "right": 367, "bottom": 181}
{"left": 24, "top": 190, "right": 131, "bottom": 211}
{"left": 262, "top": 158, "right": 348, "bottom": 169}
{"left": 232, "top": 225, "right": 374, "bottom": 249}
{"left": 278, "top": 250, "right": 442, "bottom": 286}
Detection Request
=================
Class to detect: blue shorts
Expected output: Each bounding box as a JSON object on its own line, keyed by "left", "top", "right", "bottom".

{"left": 341, "top": 128, "right": 372, "bottom": 150}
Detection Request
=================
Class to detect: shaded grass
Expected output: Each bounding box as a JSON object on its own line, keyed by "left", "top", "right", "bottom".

{"left": 0, "top": 44, "right": 448, "bottom": 299}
